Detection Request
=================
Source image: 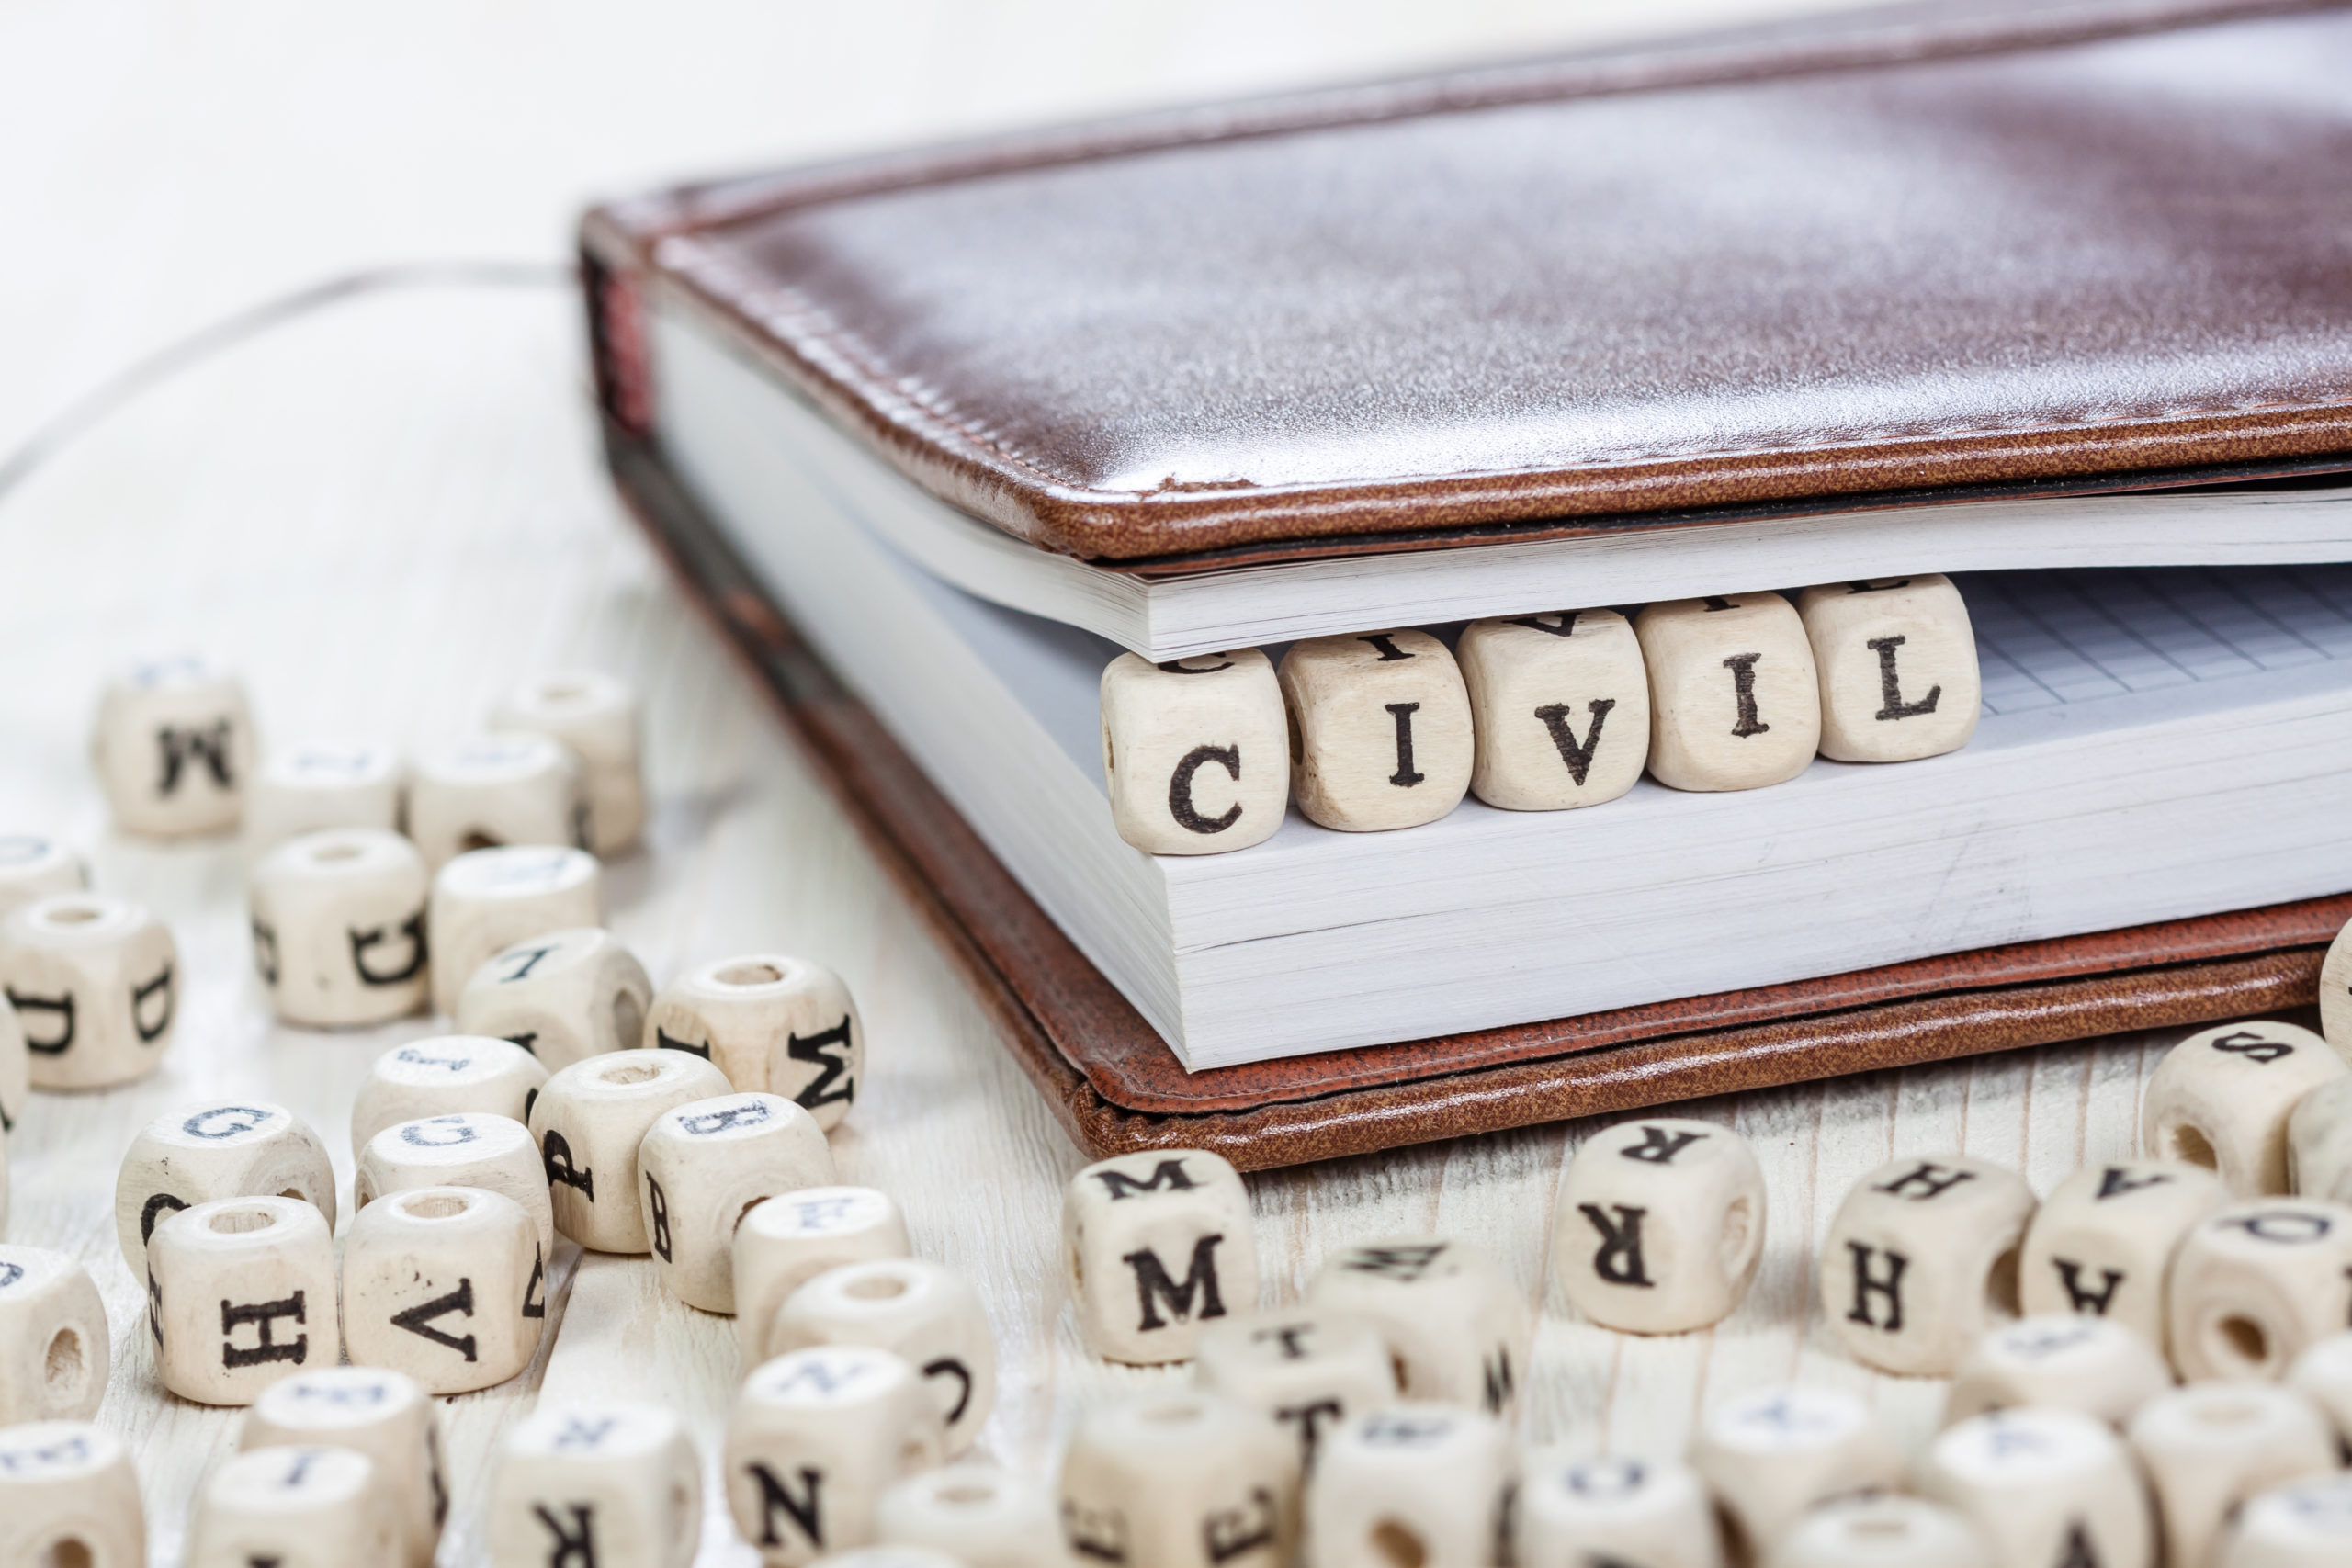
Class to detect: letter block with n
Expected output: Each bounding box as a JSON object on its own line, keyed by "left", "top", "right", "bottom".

{"left": 1064, "top": 1149, "right": 1259, "bottom": 1364}
{"left": 724, "top": 1346, "right": 941, "bottom": 1566}
{"left": 1820, "top": 1154, "right": 2036, "bottom": 1377}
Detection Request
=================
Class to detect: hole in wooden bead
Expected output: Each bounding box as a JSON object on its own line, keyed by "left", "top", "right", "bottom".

{"left": 399, "top": 1192, "right": 471, "bottom": 1220}
{"left": 1371, "top": 1519, "right": 1428, "bottom": 1568}
{"left": 844, "top": 1272, "right": 910, "bottom": 1302}
{"left": 899, "top": 1439, "right": 929, "bottom": 1473}
{"left": 41, "top": 1540, "right": 95, "bottom": 1568}
{"left": 2169, "top": 1123, "right": 2220, "bottom": 1170}
{"left": 599, "top": 1060, "right": 662, "bottom": 1086}
{"left": 277, "top": 1189, "right": 304, "bottom": 1201}
{"left": 937, "top": 1480, "right": 999, "bottom": 1506}
{"left": 715, "top": 961, "right": 786, "bottom": 987}
{"left": 1722, "top": 1196, "right": 1755, "bottom": 1274}
{"left": 2191, "top": 1393, "right": 2267, "bottom": 1427}
{"left": 459, "top": 830, "right": 503, "bottom": 854}
{"left": 613, "top": 990, "right": 644, "bottom": 1053}
{"left": 1984, "top": 1246, "right": 2022, "bottom": 1316}
{"left": 43, "top": 1327, "right": 84, "bottom": 1399}
{"left": 1390, "top": 1353, "right": 1410, "bottom": 1391}
{"left": 732, "top": 1200, "right": 765, "bottom": 1235}
{"left": 1137, "top": 1399, "right": 1205, "bottom": 1426}
{"left": 2215, "top": 1314, "right": 2270, "bottom": 1367}
{"left": 308, "top": 841, "right": 363, "bottom": 864}
{"left": 209, "top": 1206, "right": 277, "bottom": 1235}
{"left": 39, "top": 901, "right": 103, "bottom": 927}
{"left": 1848, "top": 1517, "right": 1913, "bottom": 1541}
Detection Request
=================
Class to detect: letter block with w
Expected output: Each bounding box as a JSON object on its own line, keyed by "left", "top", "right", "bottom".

{"left": 1066, "top": 1149, "right": 1261, "bottom": 1365}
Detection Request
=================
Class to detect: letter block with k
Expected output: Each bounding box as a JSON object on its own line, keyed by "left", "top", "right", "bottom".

{"left": 1819, "top": 1154, "right": 2036, "bottom": 1377}
{"left": 1551, "top": 1117, "right": 1767, "bottom": 1335}
{"left": 1063, "top": 1150, "right": 1259, "bottom": 1365}
{"left": 489, "top": 1401, "right": 704, "bottom": 1568}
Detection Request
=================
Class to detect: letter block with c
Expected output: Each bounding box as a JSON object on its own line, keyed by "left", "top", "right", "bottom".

{"left": 1098, "top": 649, "right": 1290, "bottom": 855}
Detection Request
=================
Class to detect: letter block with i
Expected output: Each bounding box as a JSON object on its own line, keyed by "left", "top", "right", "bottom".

{"left": 1456, "top": 608, "right": 1650, "bottom": 811}
{"left": 1098, "top": 649, "right": 1290, "bottom": 854}
{"left": 1632, "top": 592, "right": 1819, "bottom": 791}
{"left": 2016, "top": 1158, "right": 2227, "bottom": 1348}
{"left": 1277, "top": 630, "right": 1474, "bottom": 831}
{"left": 148, "top": 1195, "right": 341, "bottom": 1405}
{"left": 488, "top": 1401, "right": 702, "bottom": 1568}
{"left": 1550, "top": 1117, "right": 1767, "bottom": 1335}
{"left": 1795, "top": 574, "right": 1982, "bottom": 762}
{"left": 1818, "top": 1154, "right": 2036, "bottom": 1377}
{"left": 1062, "top": 1149, "right": 1259, "bottom": 1364}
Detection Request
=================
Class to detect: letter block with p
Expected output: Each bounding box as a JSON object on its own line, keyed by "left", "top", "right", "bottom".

{"left": 1819, "top": 1154, "right": 2036, "bottom": 1377}
{"left": 1099, "top": 648, "right": 1290, "bottom": 855}
{"left": 1551, "top": 1117, "right": 1767, "bottom": 1335}
{"left": 1063, "top": 1149, "right": 1259, "bottom": 1364}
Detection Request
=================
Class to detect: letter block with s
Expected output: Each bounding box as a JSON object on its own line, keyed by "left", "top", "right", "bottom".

{"left": 1551, "top": 1117, "right": 1767, "bottom": 1335}
{"left": 1062, "top": 1150, "right": 1259, "bottom": 1364}
{"left": 1818, "top": 1154, "right": 2035, "bottom": 1377}
{"left": 1098, "top": 649, "right": 1290, "bottom": 854}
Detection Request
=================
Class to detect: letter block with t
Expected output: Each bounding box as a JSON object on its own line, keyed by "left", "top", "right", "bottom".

{"left": 1795, "top": 575, "right": 1981, "bottom": 763}
{"left": 1455, "top": 608, "right": 1650, "bottom": 812}
{"left": 454, "top": 926, "right": 653, "bottom": 1074}
{"left": 1551, "top": 1117, "right": 1767, "bottom": 1335}
{"left": 91, "top": 656, "right": 254, "bottom": 838}
{"left": 2141, "top": 1021, "right": 2349, "bottom": 1197}
{"left": 243, "top": 1368, "right": 446, "bottom": 1568}
{"left": 1688, "top": 1386, "right": 1903, "bottom": 1561}
{"left": 736, "top": 1188, "right": 911, "bottom": 1367}
{"left": 2167, "top": 1200, "right": 2352, "bottom": 1382}
{"left": 1277, "top": 629, "right": 1474, "bottom": 831}
{"left": 1063, "top": 1149, "right": 1259, "bottom": 1364}
{"left": 404, "top": 733, "right": 583, "bottom": 873}
{"left": 2127, "top": 1384, "right": 2336, "bottom": 1568}
{"left": 186, "top": 1445, "right": 402, "bottom": 1568}
{"left": 1305, "top": 1237, "right": 1531, "bottom": 1416}
{"left": 0, "top": 891, "right": 178, "bottom": 1089}
{"left": 0, "top": 1244, "right": 109, "bottom": 1425}
{"left": 772, "top": 1259, "right": 995, "bottom": 1457}
{"left": 1943, "top": 1314, "right": 2171, "bottom": 1428}
{"left": 351, "top": 1035, "right": 549, "bottom": 1152}
{"left": 1098, "top": 649, "right": 1290, "bottom": 854}
{"left": 246, "top": 829, "right": 430, "bottom": 1028}
{"left": 488, "top": 1401, "right": 702, "bottom": 1568}
{"left": 528, "top": 1049, "right": 731, "bottom": 1253}
{"left": 426, "top": 845, "right": 604, "bottom": 1017}
{"left": 1632, "top": 592, "right": 1819, "bottom": 792}
{"left": 112, "top": 1099, "right": 336, "bottom": 1278}
{"left": 1513, "top": 1451, "right": 1724, "bottom": 1568}
{"left": 1306, "top": 1404, "right": 1511, "bottom": 1568}
{"left": 1193, "top": 1308, "right": 1398, "bottom": 1472}
{"left": 1057, "top": 1392, "right": 1297, "bottom": 1568}
{"left": 0, "top": 1421, "right": 146, "bottom": 1568}
{"left": 356, "top": 1111, "right": 556, "bottom": 1259}
{"left": 643, "top": 954, "right": 864, "bottom": 1129}
{"left": 1818, "top": 1155, "right": 2035, "bottom": 1377}
{"left": 341, "top": 1186, "right": 546, "bottom": 1395}
{"left": 1916, "top": 1408, "right": 2152, "bottom": 1568}
{"left": 149, "top": 1196, "right": 340, "bottom": 1405}
{"left": 2016, "top": 1157, "right": 2228, "bottom": 1348}
{"left": 637, "top": 1092, "right": 836, "bottom": 1314}
{"left": 725, "top": 1346, "right": 942, "bottom": 1567}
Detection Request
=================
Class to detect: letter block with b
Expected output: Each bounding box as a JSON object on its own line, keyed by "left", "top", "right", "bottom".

{"left": 1456, "top": 608, "right": 1650, "bottom": 812}
{"left": 1306, "top": 1237, "right": 1531, "bottom": 1416}
{"left": 1818, "top": 1154, "right": 2035, "bottom": 1377}
{"left": 2016, "top": 1158, "right": 2228, "bottom": 1349}
{"left": 341, "top": 1186, "right": 546, "bottom": 1395}
{"left": 113, "top": 1100, "right": 336, "bottom": 1277}
{"left": 1063, "top": 1149, "right": 1259, "bottom": 1364}
{"left": 1632, "top": 592, "right": 1819, "bottom": 792}
{"left": 725, "top": 1346, "right": 942, "bottom": 1567}
{"left": 2141, "top": 1021, "right": 2349, "bottom": 1197}
{"left": 643, "top": 953, "right": 864, "bottom": 1129}
{"left": 149, "top": 1196, "right": 340, "bottom": 1405}
{"left": 90, "top": 655, "right": 254, "bottom": 839}
{"left": 528, "top": 1050, "right": 732, "bottom": 1254}
{"left": 1551, "top": 1117, "right": 1767, "bottom": 1335}
{"left": 185, "top": 1445, "right": 402, "bottom": 1568}
{"left": 1098, "top": 649, "right": 1289, "bottom": 854}
{"left": 0, "top": 892, "right": 178, "bottom": 1090}
{"left": 247, "top": 829, "right": 431, "bottom": 1028}
{"left": 1057, "top": 1392, "right": 1297, "bottom": 1568}
{"left": 1306, "top": 1404, "right": 1510, "bottom": 1568}
{"left": 1277, "top": 629, "right": 1474, "bottom": 832}
{"left": 636, "top": 1091, "right": 835, "bottom": 1313}
{"left": 454, "top": 926, "right": 653, "bottom": 1074}
{"left": 2167, "top": 1199, "right": 2352, "bottom": 1382}
{"left": 771, "top": 1259, "right": 995, "bottom": 1457}
{"left": 488, "top": 1401, "right": 701, "bottom": 1568}
{"left": 1795, "top": 575, "right": 1982, "bottom": 763}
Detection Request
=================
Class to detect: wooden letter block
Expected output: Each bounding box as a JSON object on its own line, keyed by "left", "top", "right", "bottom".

{"left": 737, "top": 1188, "right": 912, "bottom": 1367}
{"left": 1193, "top": 1308, "right": 1398, "bottom": 1472}
{"left": 1513, "top": 1451, "right": 1724, "bottom": 1568}
{"left": 529, "top": 1049, "right": 733, "bottom": 1253}
{"left": 356, "top": 1111, "right": 556, "bottom": 1258}
{"left": 351, "top": 1036, "right": 549, "bottom": 1152}
{"left": 0, "top": 832, "right": 87, "bottom": 915}
{"left": 2287, "top": 1077, "right": 2352, "bottom": 1203}
{"left": 639, "top": 1092, "right": 836, "bottom": 1313}
{"left": 1689, "top": 1385, "right": 1904, "bottom": 1561}
{"left": 1552, "top": 1116, "right": 1767, "bottom": 1335}
{"left": 1306, "top": 1237, "right": 1530, "bottom": 1416}
{"left": 2017, "top": 1157, "right": 2229, "bottom": 1348}
{"left": 0, "top": 998, "right": 18, "bottom": 1156}
{"left": 243, "top": 1367, "right": 446, "bottom": 1568}
{"left": 1795, "top": 576, "right": 1981, "bottom": 763}
{"left": 811, "top": 1549, "right": 963, "bottom": 1568}
{"left": 1764, "top": 1497, "right": 1989, "bottom": 1568}
{"left": 2222, "top": 1473, "right": 2352, "bottom": 1568}
{"left": 726, "top": 1345, "right": 944, "bottom": 1567}
{"left": 773, "top": 1259, "right": 994, "bottom": 1456}
{"left": 2168, "top": 1199, "right": 2352, "bottom": 1382}
{"left": 0, "top": 1244, "right": 108, "bottom": 1424}
{"left": 1057, "top": 1391, "right": 1296, "bottom": 1568}
{"left": 1306, "top": 1404, "right": 1510, "bottom": 1568}
{"left": 2141, "top": 1021, "right": 2348, "bottom": 1196}
{"left": 186, "top": 1445, "right": 402, "bottom": 1568}
{"left": 342, "top": 1186, "right": 545, "bottom": 1394}
{"left": 247, "top": 829, "right": 430, "bottom": 1026}
{"left": 1457, "top": 608, "right": 1650, "bottom": 811}
{"left": 489, "top": 1401, "right": 701, "bottom": 1568}
{"left": 2285, "top": 1332, "right": 2352, "bottom": 1454}
{"left": 1098, "top": 649, "right": 1289, "bottom": 854}
{"left": 1916, "top": 1408, "right": 2153, "bottom": 1568}
{"left": 1277, "top": 630, "right": 1473, "bottom": 831}
{"left": 406, "top": 734, "right": 583, "bottom": 871}
{"left": 1064, "top": 1149, "right": 1258, "bottom": 1365}
{"left": 0, "top": 892, "right": 177, "bottom": 1089}
{"left": 455, "top": 926, "right": 653, "bottom": 1072}
{"left": 2318, "top": 912, "right": 2352, "bottom": 1058}
{"left": 645, "top": 954, "right": 863, "bottom": 1127}
{"left": 244, "top": 741, "right": 403, "bottom": 858}
{"left": 1633, "top": 592, "right": 1819, "bottom": 792}
{"left": 149, "top": 1195, "right": 340, "bottom": 1405}
{"left": 427, "top": 845, "right": 604, "bottom": 1017}
{"left": 0, "top": 1421, "right": 145, "bottom": 1568}
{"left": 1818, "top": 1155, "right": 2036, "bottom": 1376}
{"left": 491, "top": 670, "right": 647, "bottom": 856}
{"left": 114, "top": 1099, "right": 336, "bottom": 1276}
{"left": 1943, "top": 1314, "right": 2172, "bottom": 1428}
{"left": 2126, "top": 1384, "right": 2336, "bottom": 1568}
{"left": 876, "top": 1463, "right": 1063, "bottom": 1568}
{"left": 91, "top": 656, "right": 254, "bottom": 837}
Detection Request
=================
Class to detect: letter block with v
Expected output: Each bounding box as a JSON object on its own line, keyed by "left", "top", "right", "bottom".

{"left": 1456, "top": 607, "right": 1651, "bottom": 811}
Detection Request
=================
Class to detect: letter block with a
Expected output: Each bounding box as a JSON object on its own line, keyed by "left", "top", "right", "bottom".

{"left": 1795, "top": 575, "right": 1981, "bottom": 763}
{"left": 2142, "top": 1021, "right": 2348, "bottom": 1197}
{"left": 1099, "top": 649, "right": 1289, "bottom": 854}
{"left": 488, "top": 1401, "right": 701, "bottom": 1568}
{"left": 638, "top": 1092, "right": 835, "bottom": 1313}
{"left": 1633, "top": 592, "right": 1819, "bottom": 792}
{"left": 1307, "top": 1404, "right": 1510, "bottom": 1568}
{"left": 772, "top": 1259, "right": 995, "bottom": 1456}
{"left": 1456, "top": 608, "right": 1650, "bottom": 812}
{"left": 91, "top": 656, "right": 254, "bottom": 838}
{"left": 2223, "top": 1473, "right": 2352, "bottom": 1568}
{"left": 1064, "top": 1149, "right": 1258, "bottom": 1364}
{"left": 1551, "top": 1117, "right": 1767, "bottom": 1335}
{"left": 356, "top": 1111, "right": 555, "bottom": 1259}
{"left": 1818, "top": 1155, "right": 2036, "bottom": 1377}
{"left": 114, "top": 1100, "right": 336, "bottom": 1276}
{"left": 455, "top": 926, "right": 653, "bottom": 1073}
{"left": 1193, "top": 1308, "right": 1397, "bottom": 1472}
{"left": 341, "top": 1186, "right": 546, "bottom": 1394}
{"left": 737, "top": 1188, "right": 912, "bottom": 1367}
{"left": 247, "top": 829, "right": 429, "bottom": 1027}
{"left": 243, "top": 1367, "right": 446, "bottom": 1568}
{"left": 406, "top": 734, "right": 583, "bottom": 872}
{"left": 243, "top": 741, "right": 403, "bottom": 858}
{"left": 529, "top": 1050, "right": 733, "bottom": 1254}
{"left": 1943, "top": 1314, "right": 2171, "bottom": 1428}
{"left": 0, "top": 892, "right": 178, "bottom": 1089}
{"left": 426, "top": 845, "right": 603, "bottom": 1017}
{"left": 0, "top": 1244, "right": 109, "bottom": 1424}
{"left": 1688, "top": 1386, "right": 1904, "bottom": 1561}
{"left": 1278, "top": 630, "right": 1474, "bottom": 831}
{"left": 1765, "top": 1496, "right": 1988, "bottom": 1568}
{"left": 149, "top": 1196, "right": 341, "bottom": 1405}
{"left": 0, "top": 1421, "right": 146, "bottom": 1568}
{"left": 2167, "top": 1200, "right": 2352, "bottom": 1382}
{"left": 2127, "top": 1384, "right": 2336, "bottom": 1568}
{"left": 490, "top": 670, "right": 647, "bottom": 856}
{"left": 876, "top": 1464, "right": 1062, "bottom": 1568}
{"left": 2017, "top": 1158, "right": 2229, "bottom": 1348}
{"left": 1916, "top": 1408, "right": 2153, "bottom": 1568}
{"left": 1057, "top": 1392, "right": 1297, "bottom": 1568}
{"left": 726, "top": 1346, "right": 942, "bottom": 1567}
{"left": 643, "top": 954, "right": 863, "bottom": 1128}
{"left": 185, "top": 1445, "right": 402, "bottom": 1568}
{"left": 1306, "top": 1237, "right": 1531, "bottom": 1416}
{"left": 0, "top": 833, "right": 87, "bottom": 916}
{"left": 1513, "top": 1452, "right": 1724, "bottom": 1568}
{"left": 351, "top": 1036, "right": 549, "bottom": 1153}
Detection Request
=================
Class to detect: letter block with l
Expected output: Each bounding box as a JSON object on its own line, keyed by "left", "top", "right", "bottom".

{"left": 1819, "top": 1154, "right": 2036, "bottom": 1377}
{"left": 1063, "top": 1149, "right": 1260, "bottom": 1364}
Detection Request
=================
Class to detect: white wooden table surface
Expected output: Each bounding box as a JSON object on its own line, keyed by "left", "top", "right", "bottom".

{"left": 0, "top": 3, "right": 2195, "bottom": 1562}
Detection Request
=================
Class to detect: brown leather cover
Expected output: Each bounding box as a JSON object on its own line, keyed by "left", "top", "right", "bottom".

{"left": 601, "top": 417, "right": 2345, "bottom": 1169}
{"left": 582, "top": 0, "right": 2352, "bottom": 566}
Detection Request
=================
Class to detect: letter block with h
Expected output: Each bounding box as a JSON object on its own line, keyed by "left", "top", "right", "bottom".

{"left": 1063, "top": 1150, "right": 1259, "bottom": 1365}
{"left": 1819, "top": 1154, "right": 2037, "bottom": 1377}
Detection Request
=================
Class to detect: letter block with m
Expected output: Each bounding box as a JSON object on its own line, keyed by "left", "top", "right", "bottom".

{"left": 1064, "top": 1149, "right": 1260, "bottom": 1364}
